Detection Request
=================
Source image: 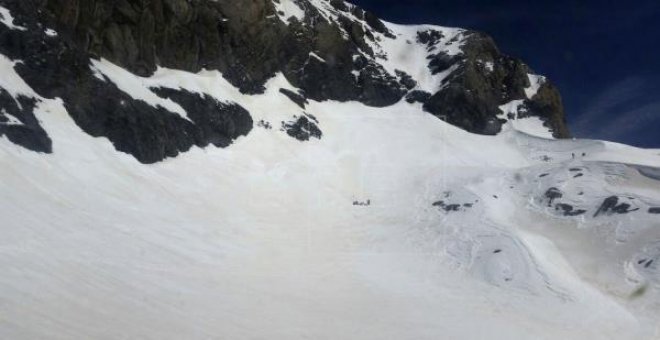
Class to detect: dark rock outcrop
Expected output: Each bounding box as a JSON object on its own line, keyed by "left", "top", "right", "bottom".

{"left": 544, "top": 187, "right": 563, "bottom": 207}
{"left": 420, "top": 32, "right": 569, "bottom": 137}
{"left": 279, "top": 88, "right": 308, "bottom": 109}
{"left": 405, "top": 90, "right": 432, "bottom": 104}
{"left": 555, "top": 203, "right": 586, "bottom": 217}
{"left": 593, "top": 196, "right": 639, "bottom": 217}
{"left": 151, "top": 87, "right": 253, "bottom": 148}
{"left": 433, "top": 200, "right": 474, "bottom": 213}
{"left": 0, "top": 88, "right": 52, "bottom": 153}
{"left": 283, "top": 114, "right": 322, "bottom": 141}
{"left": 523, "top": 81, "right": 570, "bottom": 138}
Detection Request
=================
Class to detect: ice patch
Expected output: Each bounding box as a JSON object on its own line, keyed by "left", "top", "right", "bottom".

{"left": 273, "top": 0, "right": 305, "bottom": 23}
{"left": 484, "top": 61, "right": 494, "bottom": 72}
{"left": 0, "top": 54, "right": 38, "bottom": 99}
{"left": 0, "top": 6, "right": 27, "bottom": 31}
{"left": 308, "top": 52, "right": 326, "bottom": 63}
{"left": 525, "top": 74, "right": 546, "bottom": 99}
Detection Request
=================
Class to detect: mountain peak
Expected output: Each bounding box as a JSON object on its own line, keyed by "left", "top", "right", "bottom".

{"left": 1, "top": 0, "right": 567, "bottom": 163}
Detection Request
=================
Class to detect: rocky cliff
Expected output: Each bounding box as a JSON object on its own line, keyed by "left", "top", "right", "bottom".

{"left": 0, "top": 0, "right": 569, "bottom": 163}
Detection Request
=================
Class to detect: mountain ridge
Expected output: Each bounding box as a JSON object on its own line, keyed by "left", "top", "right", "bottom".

{"left": 2, "top": 0, "right": 568, "bottom": 163}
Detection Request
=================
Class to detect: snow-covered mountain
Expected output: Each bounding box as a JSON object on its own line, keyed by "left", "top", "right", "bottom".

{"left": 1, "top": 0, "right": 660, "bottom": 339}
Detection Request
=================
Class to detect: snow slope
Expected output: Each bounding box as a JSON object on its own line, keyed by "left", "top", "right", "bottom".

{"left": 2, "top": 9, "right": 660, "bottom": 340}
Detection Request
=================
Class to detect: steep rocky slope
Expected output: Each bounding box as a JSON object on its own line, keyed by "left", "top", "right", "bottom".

{"left": 1, "top": 0, "right": 567, "bottom": 163}
{"left": 2, "top": 1, "right": 660, "bottom": 339}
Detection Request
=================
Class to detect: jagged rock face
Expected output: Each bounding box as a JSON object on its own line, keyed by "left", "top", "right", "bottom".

{"left": 43, "top": 0, "right": 282, "bottom": 91}
{"left": 0, "top": 0, "right": 570, "bottom": 163}
{"left": 38, "top": 0, "right": 407, "bottom": 105}
{"left": 422, "top": 32, "right": 568, "bottom": 137}
{"left": 1, "top": 0, "right": 254, "bottom": 163}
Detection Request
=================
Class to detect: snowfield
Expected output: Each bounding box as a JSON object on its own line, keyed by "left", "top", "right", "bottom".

{"left": 2, "top": 8, "right": 660, "bottom": 339}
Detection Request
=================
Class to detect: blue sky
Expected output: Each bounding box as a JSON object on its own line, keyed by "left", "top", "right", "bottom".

{"left": 351, "top": 0, "right": 660, "bottom": 148}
